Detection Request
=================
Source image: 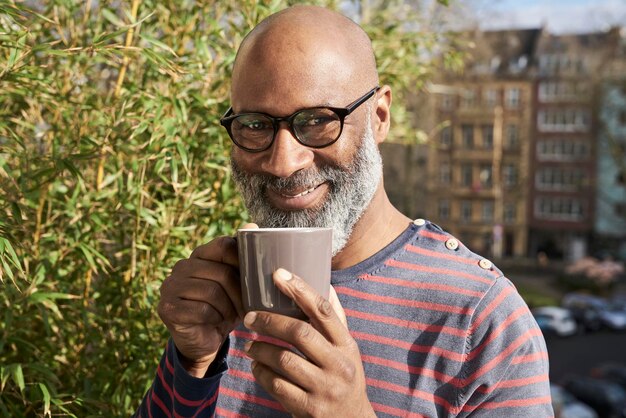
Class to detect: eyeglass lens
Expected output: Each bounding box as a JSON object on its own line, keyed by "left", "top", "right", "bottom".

{"left": 231, "top": 108, "right": 342, "bottom": 150}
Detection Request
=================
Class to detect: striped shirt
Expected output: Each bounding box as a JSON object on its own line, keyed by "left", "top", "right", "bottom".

{"left": 136, "top": 220, "right": 553, "bottom": 417}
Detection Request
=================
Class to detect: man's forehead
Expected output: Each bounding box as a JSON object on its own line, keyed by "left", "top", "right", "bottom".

{"left": 231, "top": 88, "right": 345, "bottom": 116}
{"left": 232, "top": 39, "right": 357, "bottom": 114}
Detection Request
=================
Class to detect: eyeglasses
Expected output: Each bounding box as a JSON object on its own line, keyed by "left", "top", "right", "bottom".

{"left": 220, "top": 86, "right": 380, "bottom": 153}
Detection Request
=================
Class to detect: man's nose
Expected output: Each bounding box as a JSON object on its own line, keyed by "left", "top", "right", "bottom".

{"left": 260, "top": 124, "right": 314, "bottom": 178}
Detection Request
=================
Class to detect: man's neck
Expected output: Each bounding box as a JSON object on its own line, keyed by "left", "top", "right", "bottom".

{"left": 331, "top": 184, "right": 411, "bottom": 270}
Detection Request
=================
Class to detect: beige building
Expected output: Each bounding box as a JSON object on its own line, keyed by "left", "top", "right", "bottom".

{"left": 424, "top": 29, "right": 541, "bottom": 258}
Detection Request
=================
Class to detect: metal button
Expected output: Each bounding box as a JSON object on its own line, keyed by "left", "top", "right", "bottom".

{"left": 413, "top": 218, "right": 426, "bottom": 226}
{"left": 445, "top": 238, "right": 459, "bottom": 251}
{"left": 479, "top": 259, "right": 493, "bottom": 270}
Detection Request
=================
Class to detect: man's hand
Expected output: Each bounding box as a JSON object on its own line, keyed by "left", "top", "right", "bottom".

{"left": 157, "top": 224, "right": 257, "bottom": 377}
{"left": 243, "top": 268, "right": 376, "bottom": 418}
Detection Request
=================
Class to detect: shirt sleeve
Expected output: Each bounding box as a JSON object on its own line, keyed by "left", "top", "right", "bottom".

{"left": 455, "top": 277, "right": 554, "bottom": 417}
{"left": 133, "top": 338, "right": 229, "bottom": 418}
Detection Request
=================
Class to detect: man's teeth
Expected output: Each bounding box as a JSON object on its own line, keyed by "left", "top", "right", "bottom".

{"left": 286, "top": 185, "right": 317, "bottom": 198}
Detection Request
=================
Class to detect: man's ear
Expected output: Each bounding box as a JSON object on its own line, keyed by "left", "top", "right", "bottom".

{"left": 373, "top": 85, "right": 392, "bottom": 145}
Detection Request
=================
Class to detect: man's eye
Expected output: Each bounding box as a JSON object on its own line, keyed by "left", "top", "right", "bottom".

{"left": 301, "top": 115, "right": 333, "bottom": 126}
{"left": 241, "top": 119, "right": 271, "bottom": 130}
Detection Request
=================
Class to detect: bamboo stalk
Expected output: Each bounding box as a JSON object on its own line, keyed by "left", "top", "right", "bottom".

{"left": 113, "top": 0, "right": 141, "bottom": 98}
{"left": 84, "top": 269, "right": 92, "bottom": 307}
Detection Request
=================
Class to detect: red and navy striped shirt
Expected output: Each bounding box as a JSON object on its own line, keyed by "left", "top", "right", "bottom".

{"left": 135, "top": 220, "right": 553, "bottom": 417}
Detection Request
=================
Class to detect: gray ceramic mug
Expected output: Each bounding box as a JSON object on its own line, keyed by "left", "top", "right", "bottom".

{"left": 237, "top": 227, "right": 332, "bottom": 319}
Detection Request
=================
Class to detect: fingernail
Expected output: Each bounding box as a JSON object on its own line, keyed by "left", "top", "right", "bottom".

{"left": 275, "top": 268, "right": 292, "bottom": 281}
{"left": 243, "top": 341, "right": 252, "bottom": 353}
{"left": 244, "top": 311, "right": 257, "bottom": 327}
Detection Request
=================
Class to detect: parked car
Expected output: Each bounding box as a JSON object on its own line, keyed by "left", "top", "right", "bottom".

{"left": 562, "top": 293, "right": 626, "bottom": 331}
{"left": 591, "top": 364, "right": 626, "bottom": 390}
{"left": 598, "top": 309, "right": 626, "bottom": 331}
{"left": 562, "top": 293, "right": 608, "bottom": 311}
{"left": 551, "top": 384, "right": 598, "bottom": 418}
{"left": 531, "top": 306, "right": 578, "bottom": 337}
{"left": 611, "top": 294, "right": 626, "bottom": 312}
{"left": 564, "top": 377, "right": 626, "bottom": 418}
{"left": 561, "top": 292, "right": 603, "bottom": 332}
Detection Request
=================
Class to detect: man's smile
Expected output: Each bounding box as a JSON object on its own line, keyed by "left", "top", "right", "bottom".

{"left": 266, "top": 181, "right": 330, "bottom": 210}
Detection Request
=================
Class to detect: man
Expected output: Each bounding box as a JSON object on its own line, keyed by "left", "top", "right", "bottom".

{"left": 136, "top": 5, "right": 553, "bottom": 417}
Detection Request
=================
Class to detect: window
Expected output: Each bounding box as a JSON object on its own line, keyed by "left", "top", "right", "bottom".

{"left": 539, "top": 54, "right": 558, "bottom": 75}
{"left": 484, "top": 88, "right": 498, "bottom": 107}
{"left": 461, "top": 200, "right": 472, "bottom": 221}
{"left": 439, "top": 162, "right": 451, "bottom": 185}
{"left": 503, "top": 164, "right": 518, "bottom": 187}
{"left": 536, "top": 168, "right": 585, "bottom": 191}
{"left": 505, "top": 88, "right": 520, "bottom": 109}
{"left": 440, "top": 126, "right": 452, "bottom": 147}
{"left": 441, "top": 94, "right": 454, "bottom": 110}
{"left": 461, "top": 164, "right": 473, "bottom": 187}
{"left": 504, "top": 124, "right": 519, "bottom": 149}
{"left": 535, "top": 197, "right": 584, "bottom": 221}
{"left": 482, "top": 201, "right": 494, "bottom": 222}
{"left": 537, "top": 139, "right": 590, "bottom": 161}
{"left": 538, "top": 82, "right": 557, "bottom": 102}
{"left": 539, "top": 54, "right": 585, "bottom": 75}
{"left": 482, "top": 125, "right": 493, "bottom": 149}
{"left": 461, "top": 89, "right": 476, "bottom": 108}
{"left": 438, "top": 199, "right": 450, "bottom": 220}
{"left": 538, "top": 81, "right": 589, "bottom": 102}
{"left": 479, "top": 164, "right": 492, "bottom": 188}
{"left": 504, "top": 203, "right": 517, "bottom": 223}
{"left": 537, "top": 109, "right": 591, "bottom": 132}
{"left": 462, "top": 125, "right": 474, "bottom": 149}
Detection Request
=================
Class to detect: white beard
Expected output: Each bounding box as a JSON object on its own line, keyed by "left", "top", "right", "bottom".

{"left": 231, "top": 112, "right": 382, "bottom": 256}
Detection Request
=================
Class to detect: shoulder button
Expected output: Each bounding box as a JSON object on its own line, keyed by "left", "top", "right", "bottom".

{"left": 478, "top": 259, "right": 493, "bottom": 270}
{"left": 413, "top": 218, "right": 426, "bottom": 226}
{"left": 445, "top": 238, "right": 459, "bottom": 251}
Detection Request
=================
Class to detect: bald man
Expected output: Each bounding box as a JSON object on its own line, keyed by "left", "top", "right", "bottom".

{"left": 135, "top": 5, "right": 553, "bottom": 417}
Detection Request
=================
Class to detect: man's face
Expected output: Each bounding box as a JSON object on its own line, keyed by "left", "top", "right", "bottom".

{"left": 231, "top": 108, "right": 382, "bottom": 256}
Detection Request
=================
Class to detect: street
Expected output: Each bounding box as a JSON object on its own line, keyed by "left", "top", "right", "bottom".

{"left": 545, "top": 331, "right": 626, "bottom": 383}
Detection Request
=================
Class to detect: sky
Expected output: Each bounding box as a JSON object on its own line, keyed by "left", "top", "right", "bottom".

{"left": 478, "top": 0, "right": 626, "bottom": 34}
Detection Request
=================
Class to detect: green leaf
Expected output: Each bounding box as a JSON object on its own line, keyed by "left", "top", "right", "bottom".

{"left": 7, "top": 48, "right": 19, "bottom": 69}
{"left": 140, "top": 34, "right": 178, "bottom": 57}
{"left": 0, "top": 257, "right": 14, "bottom": 282}
{"left": 60, "top": 158, "right": 83, "bottom": 179}
{"left": 39, "top": 383, "right": 51, "bottom": 417}
{"left": 11, "top": 364, "right": 25, "bottom": 392}
{"left": 176, "top": 141, "right": 188, "bottom": 169}
{"left": 101, "top": 9, "right": 126, "bottom": 28}
{"left": 29, "top": 292, "right": 79, "bottom": 304}
{"left": 77, "top": 243, "right": 97, "bottom": 269}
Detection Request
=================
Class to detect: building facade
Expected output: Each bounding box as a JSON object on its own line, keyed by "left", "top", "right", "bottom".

{"left": 595, "top": 28, "right": 626, "bottom": 260}
{"left": 528, "top": 31, "right": 615, "bottom": 260}
{"left": 385, "top": 26, "right": 625, "bottom": 260}
{"left": 425, "top": 29, "right": 539, "bottom": 258}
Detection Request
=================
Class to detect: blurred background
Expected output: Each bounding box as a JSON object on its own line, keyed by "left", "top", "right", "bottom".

{"left": 0, "top": 0, "right": 624, "bottom": 416}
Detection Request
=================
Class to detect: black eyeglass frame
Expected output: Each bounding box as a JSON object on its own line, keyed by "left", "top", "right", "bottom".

{"left": 219, "top": 86, "right": 381, "bottom": 153}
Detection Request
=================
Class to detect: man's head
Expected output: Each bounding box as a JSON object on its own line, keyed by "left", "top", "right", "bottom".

{"left": 227, "top": 5, "right": 392, "bottom": 255}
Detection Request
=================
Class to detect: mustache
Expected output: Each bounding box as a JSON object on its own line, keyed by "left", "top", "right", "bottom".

{"left": 232, "top": 161, "right": 351, "bottom": 195}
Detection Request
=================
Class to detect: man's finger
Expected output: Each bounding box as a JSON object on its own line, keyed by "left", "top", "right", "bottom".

{"left": 169, "top": 258, "right": 245, "bottom": 318}
{"left": 249, "top": 360, "right": 309, "bottom": 415}
{"left": 272, "top": 268, "right": 349, "bottom": 346}
{"left": 244, "top": 341, "right": 318, "bottom": 391}
{"left": 190, "top": 236, "right": 239, "bottom": 267}
{"left": 239, "top": 222, "right": 258, "bottom": 230}
{"left": 244, "top": 309, "right": 334, "bottom": 367}
{"left": 328, "top": 286, "right": 347, "bottom": 328}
